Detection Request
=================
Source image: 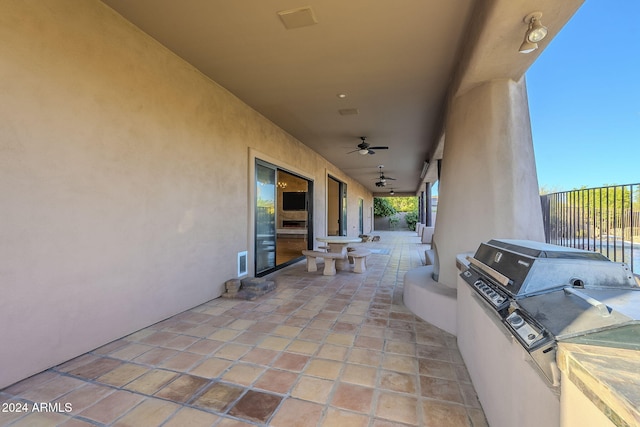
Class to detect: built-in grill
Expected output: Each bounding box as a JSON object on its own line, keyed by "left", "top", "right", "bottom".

{"left": 461, "top": 239, "right": 640, "bottom": 385}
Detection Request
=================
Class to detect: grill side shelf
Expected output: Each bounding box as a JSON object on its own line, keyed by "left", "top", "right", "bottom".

{"left": 563, "top": 287, "right": 611, "bottom": 317}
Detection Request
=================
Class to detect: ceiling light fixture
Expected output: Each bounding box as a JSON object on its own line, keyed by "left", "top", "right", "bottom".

{"left": 389, "top": 189, "right": 395, "bottom": 196}
{"left": 338, "top": 108, "right": 359, "bottom": 116}
{"left": 277, "top": 7, "right": 318, "bottom": 30}
{"left": 519, "top": 12, "right": 548, "bottom": 54}
{"left": 420, "top": 161, "right": 430, "bottom": 179}
{"left": 337, "top": 93, "right": 347, "bottom": 99}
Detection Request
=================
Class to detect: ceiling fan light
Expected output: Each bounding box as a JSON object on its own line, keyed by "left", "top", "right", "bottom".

{"left": 359, "top": 149, "right": 369, "bottom": 155}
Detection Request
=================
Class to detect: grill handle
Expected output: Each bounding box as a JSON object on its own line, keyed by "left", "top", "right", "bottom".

{"left": 563, "top": 287, "right": 611, "bottom": 317}
{"left": 466, "top": 256, "right": 511, "bottom": 288}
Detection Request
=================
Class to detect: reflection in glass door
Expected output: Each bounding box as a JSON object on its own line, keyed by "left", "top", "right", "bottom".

{"left": 328, "top": 176, "right": 347, "bottom": 236}
{"left": 276, "top": 170, "right": 310, "bottom": 266}
{"left": 358, "top": 198, "right": 364, "bottom": 235}
{"left": 255, "top": 162, "right": 276, "bottom": 274}
{"left": 341, "top": 182, "right": 348, "bottom": 236}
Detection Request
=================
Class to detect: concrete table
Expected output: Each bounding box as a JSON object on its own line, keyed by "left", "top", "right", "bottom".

{"left": 316, "top": 236, "right": 362, "bottom": 270}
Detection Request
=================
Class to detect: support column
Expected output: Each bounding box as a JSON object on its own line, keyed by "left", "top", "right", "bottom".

{"left": 418, "top": 191, "right": 424, "bottom": 225}
{"left": 433, "top": 77, "right": 544, "bottom": 286}
{"left": 425, "top": 182, "right": 433, "bottom": 227}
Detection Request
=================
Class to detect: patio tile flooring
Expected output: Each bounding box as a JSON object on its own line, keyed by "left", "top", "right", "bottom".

{"left": 0, "top": 231, "right": 487, "bottom": 426}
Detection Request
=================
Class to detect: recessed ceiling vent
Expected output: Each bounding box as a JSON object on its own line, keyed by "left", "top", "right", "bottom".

{"left": 338, "top": 108, "right": 359, "bottom": 116}
{"left": 277, "top": 7, "right": 318, "bottom": 30}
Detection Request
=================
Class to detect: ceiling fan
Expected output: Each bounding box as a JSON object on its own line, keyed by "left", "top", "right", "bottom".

{"left": 374, "top": 165, "right": 396, "bottom": 187}
{"left": 347, "top": 137, "right": 389, "bottom": 155}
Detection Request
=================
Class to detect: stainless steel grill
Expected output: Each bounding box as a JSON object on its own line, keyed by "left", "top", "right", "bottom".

{"left": 461, "top": 239, "right": 640, "bottom": 385}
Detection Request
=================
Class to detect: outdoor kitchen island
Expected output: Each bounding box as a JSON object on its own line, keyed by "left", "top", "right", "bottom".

{"left": 455, "top": 239, "right": 640, "bottom": 427}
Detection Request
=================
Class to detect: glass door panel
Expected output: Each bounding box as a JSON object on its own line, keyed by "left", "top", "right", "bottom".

{"left": 276, "top": 170, "right": 309, "bottom": 265}
{"left": 327, "top": 177, "right": 340, "bottom": 236}
{"left": 341, "top": 182, "right": 348, "bottom": 236}
{"left": 358, "top": 198, "right": 364, "bottom": 235}
{"left": 255, "top": 162, "right": 276, "bottom": 274}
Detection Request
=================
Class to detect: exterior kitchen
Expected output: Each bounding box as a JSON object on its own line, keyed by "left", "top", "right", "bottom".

{"left": 455, "top": 239, "right": 640, "bottom": 426}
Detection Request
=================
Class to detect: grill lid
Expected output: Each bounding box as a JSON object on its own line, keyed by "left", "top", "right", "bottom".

{"left": 471, "top": 239, "right": 637, "bottom": 297}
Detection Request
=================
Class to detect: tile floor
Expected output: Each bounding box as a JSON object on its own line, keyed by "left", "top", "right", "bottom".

{"left": 0, "top": 231, "right": 487, "bottom": 427}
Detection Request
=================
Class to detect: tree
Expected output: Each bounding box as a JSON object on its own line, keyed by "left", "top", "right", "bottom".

{"left": 374, "top": 198, "right": 397, "bottom": 217}
{"left": 388, "top": 197, "right": 418, "bottom": 212}
{"left": 539, "top": 185, "right": 563, "bottom": 195}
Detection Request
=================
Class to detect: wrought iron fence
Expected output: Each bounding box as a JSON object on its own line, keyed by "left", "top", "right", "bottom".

{"left": 540, "top": 183, "right": 640, "bottom": 274}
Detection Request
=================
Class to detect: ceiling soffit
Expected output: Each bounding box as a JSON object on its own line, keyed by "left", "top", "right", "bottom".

{"left": 101, "top": 0, "right": 475, "bottom": 194}
{"left": 101, "top": 0, "right": 583, "bottom": 194}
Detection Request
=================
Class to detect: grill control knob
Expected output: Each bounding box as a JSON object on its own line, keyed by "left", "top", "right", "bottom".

{"left": 528, "top": 333, "right": 536, "bottom": 341}
{"left": 509, "top": 315, "right": 525, "bottom": 329}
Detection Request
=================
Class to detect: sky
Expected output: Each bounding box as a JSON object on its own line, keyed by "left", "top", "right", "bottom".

{"left": 527, "top": 1, "right": 640, "bottom": 192}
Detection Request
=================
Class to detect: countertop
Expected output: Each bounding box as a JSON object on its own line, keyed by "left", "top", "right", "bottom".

{"left": 557, "top": 343, "right": 640, "bottom": 427}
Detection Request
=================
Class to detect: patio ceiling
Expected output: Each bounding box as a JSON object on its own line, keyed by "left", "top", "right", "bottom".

{"left": 101, "top": 0, "right": 583, "bottom": 195}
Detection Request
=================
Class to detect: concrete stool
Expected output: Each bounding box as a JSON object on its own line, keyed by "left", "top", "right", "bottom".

{"left": 348, "top": 249, "right": 371, "bottom": 273}
{"left": 302, "top": 250, "right": 344, "bottom": 276}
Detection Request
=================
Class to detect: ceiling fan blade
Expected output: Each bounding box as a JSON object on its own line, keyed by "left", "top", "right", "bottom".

{"left": 386, "top": 177, "right": 396, "bottom": 180}
{"left": 368, "top": 146, "right": 388, "bottom": 150}
{"left": 367, "top": 149, "right": 375, "bottom": 155}
{"left": 347, "top": 148, "right": 360, "bottom": 154}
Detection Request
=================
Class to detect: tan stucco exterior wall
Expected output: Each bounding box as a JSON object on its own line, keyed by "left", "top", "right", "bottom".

{"left": 0, "top": 0, "right": 371, "bottom": 388}
{"left": 433, "top": 78, "right": 545, "bottom": 286}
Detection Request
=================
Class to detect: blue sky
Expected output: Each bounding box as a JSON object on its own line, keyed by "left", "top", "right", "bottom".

{"left": 527, "top": 1, "right": 640, "bottom": 192}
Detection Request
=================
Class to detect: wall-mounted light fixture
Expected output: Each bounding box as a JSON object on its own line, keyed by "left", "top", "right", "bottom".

{"left": 519, "top": 11, "right": 548, "bottom": 54}
{"left": 389, "top": 189, "right": 395, "bottom": 196}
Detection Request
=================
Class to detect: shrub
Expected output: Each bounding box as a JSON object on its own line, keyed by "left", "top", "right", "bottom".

{"left": 405, "top": 211, "right": 419, "bottom": 231}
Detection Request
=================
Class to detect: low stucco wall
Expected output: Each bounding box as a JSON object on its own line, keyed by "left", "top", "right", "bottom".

{"left": 0, "top": 0, "right": 371, "bottom": 388}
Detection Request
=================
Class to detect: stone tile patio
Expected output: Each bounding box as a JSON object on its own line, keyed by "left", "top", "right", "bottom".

{"left": 0, "top": 231, "right": 487, "bottom": 426}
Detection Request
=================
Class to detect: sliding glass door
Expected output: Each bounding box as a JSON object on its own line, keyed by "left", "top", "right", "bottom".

{"left": 255, "top": 160, "right": 312, "bottom": 276}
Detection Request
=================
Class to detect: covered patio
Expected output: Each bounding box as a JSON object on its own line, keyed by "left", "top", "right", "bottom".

{"left": 8, "top": 1, "right": 628, "bottom": 425}
{"left": 0, "top": 232, "right": 487, "bottom": 426}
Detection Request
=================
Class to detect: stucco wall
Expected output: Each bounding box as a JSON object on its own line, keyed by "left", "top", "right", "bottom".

{"left": 0, "top": 0, "right": 371, "bottom": 388}
{"left": 433, "top": 78, "right": 545, "bottom": 286}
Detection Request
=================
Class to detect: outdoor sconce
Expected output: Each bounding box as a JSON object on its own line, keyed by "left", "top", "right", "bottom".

{"left": 519, "top": 11, "right": 548, "bottom": 53}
